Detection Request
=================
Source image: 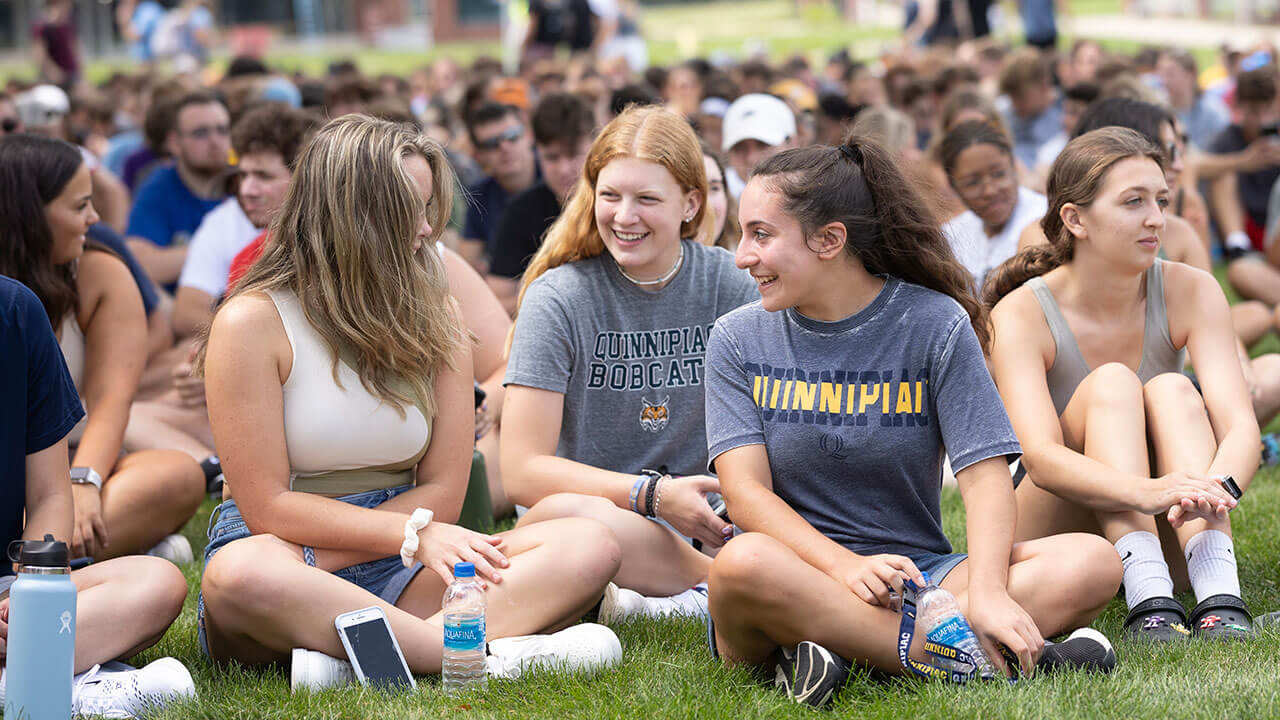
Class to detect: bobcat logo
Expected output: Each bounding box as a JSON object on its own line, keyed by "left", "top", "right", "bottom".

{"left": 639, "top": 396, "right": 670, "bottom": 432}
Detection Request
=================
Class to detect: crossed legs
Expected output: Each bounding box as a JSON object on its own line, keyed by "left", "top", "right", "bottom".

{"left": 200, "top": 517, "right": 620, "bottom": 671}
{"left": 516, "top": 494, "right": 710, "bottom": 596}
{"left": 708, "top": 532, "right": 1119, "bottom": 670}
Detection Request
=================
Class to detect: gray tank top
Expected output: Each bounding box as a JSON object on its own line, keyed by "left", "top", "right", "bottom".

{"left": 1028, "top": 260, "right": 1185, "bottom": 416}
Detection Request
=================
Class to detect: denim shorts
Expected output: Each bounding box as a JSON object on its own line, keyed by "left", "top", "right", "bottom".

{"left": 704, "top": 546, "right": 968, "bottom": 659}
{"left": 197, "top": 484, "right": 425, "bottom": 657}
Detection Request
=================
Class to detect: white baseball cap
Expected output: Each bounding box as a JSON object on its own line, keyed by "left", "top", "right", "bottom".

{"left": 721, "top": 93, "right": 796, "bottom": 154}
{"left": 15, "top": 84, "right": 70, "bottom": 128}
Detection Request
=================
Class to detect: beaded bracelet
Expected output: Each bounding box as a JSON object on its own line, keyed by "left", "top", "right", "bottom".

{"left": 652, "top": 478, "right": 664, "bottom": 519}
{"left": 643, "top": 474, "right": 659, "bottom": 517}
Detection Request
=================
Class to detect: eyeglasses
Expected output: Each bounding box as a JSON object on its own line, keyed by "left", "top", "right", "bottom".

{"left": 1166, "top": 142, "right": 1181, "bottom": 164}
{"left": 956, "top": 166, "right": 1011, "bottom": 195}
{"left": 180, "top": 124, "right": 230, "bottom": 140}
{"left": 475, "top": 125, "right": 523, "bottom": 151}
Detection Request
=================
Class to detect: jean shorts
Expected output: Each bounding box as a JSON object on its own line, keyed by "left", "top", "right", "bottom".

{"left": 704, "top": 546, "right": 968, "bottom": 659}
{"left": 197, "top": 484, "right": 425, "bottom": 657}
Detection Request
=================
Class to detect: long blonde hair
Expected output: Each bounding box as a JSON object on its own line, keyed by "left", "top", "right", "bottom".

{"left": 200, "top": 114, "right": 467, "bottom": 417}
{"left": 513, "top": 105, "right": 713, "bottom": 317}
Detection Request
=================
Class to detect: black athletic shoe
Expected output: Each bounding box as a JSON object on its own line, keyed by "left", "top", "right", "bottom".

{"left": 773, "top": 640, "right": 851, "bottom": 707}
{"left": 1037, "top": 628, "right": 1117, "bottom": 674}
{"left": 200, "top": 456, "right": 224, "bottom": 496}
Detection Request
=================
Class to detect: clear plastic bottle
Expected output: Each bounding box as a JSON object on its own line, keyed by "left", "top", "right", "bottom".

{"left": 912, "top": 571, "right": 997, "bottom": 680}
{"left": 442, "top": 562, "right": 487, "bottom": 693}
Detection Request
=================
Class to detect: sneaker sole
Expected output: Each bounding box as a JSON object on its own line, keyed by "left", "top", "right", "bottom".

{"left": 790, "top": 642, "right": 846, "bottom": 707}
{"left": 598, "top": 583, "right": 622, "bottom": 626}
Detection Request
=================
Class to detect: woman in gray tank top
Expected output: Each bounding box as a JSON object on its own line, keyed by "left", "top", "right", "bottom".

{"left": 986, "top": 127, "right": 1262, "bottom": 642}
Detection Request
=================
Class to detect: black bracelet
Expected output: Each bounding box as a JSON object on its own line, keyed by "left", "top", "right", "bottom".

{"left": 643, "top": 475, "right": 659, "bottom": 517}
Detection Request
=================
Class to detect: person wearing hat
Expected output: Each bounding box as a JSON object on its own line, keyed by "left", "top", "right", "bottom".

{"left": 721, "top": 93, "right": 797, "bottom": 200}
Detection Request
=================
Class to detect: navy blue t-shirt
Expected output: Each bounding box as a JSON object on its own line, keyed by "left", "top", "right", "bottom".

{"left": 87, "top": 223, "right": 160, "bottom": 316}
{"left": 0, "top": 277, "right": 85, "bottom": 574}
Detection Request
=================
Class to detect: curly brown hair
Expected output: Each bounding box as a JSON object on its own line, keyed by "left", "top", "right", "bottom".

{"left": 231, "top": 103, "right": 322, "bottom": 170}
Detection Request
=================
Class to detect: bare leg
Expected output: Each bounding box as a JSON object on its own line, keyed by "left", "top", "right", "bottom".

{"left": 70, "top": 556, "right": 188, "bottom": 673}
{"left": 201, "top": 517, "right": 620, "bottom": 670}
{"left": 125, "top": 395, "right": 215, "bottom": 461}
{"left": 1143, "top": 373, "right": 1233, "bottom": 591}
{"left": 1248, "top": 354, "right": 1280, "bottom": 426}
{"left": 1015, "top": 363, "right": 1158, "bottom": 543}
{"left": 517, "top": 493, "right": 709, "bottom": 595}
{"left": 1226, "top": 257, "right": 1280, "bottom": 307}
{"left": 96, "top": 450, "right": 204, "bottom": 560}
{"left": 709, "top": 532, "right": 1119, "bottom": 669}
{"left": 1231, "top": 300, "right": 1274, "bottom": 347}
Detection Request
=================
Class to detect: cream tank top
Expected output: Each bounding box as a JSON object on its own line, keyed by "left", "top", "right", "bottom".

{"left": 1028, "top": 260, "right": 1186, "bottom": 417}
{"left": 267, "top": 289, "right": 432, "bottom": 493}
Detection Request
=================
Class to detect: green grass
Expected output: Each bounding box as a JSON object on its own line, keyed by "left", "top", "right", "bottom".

{"left": 0, "top": 0, "right": 1200, "bottom": 87}
{"left": 109, "top": 455, "right": 1280, "bottom": 720}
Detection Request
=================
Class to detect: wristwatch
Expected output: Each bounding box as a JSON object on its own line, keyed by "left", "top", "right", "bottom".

{"left": 1217, "top": 475, "right": 1243, "bottom": 500}
{"left": 70, "top": 466, "right": 103, "bottom": 491}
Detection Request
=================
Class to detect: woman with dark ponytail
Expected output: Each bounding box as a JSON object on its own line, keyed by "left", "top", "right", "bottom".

{"left": 987, "top": 127, "right": 1262, "bottom": 643}
{"left": 703, "top": 134, "right": 1121, "bottom": 707}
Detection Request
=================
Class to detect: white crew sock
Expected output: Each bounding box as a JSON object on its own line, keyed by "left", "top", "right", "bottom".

{"left": 1184, "top": 529, "right": 1241, "bottom": 603}
{"left": 1114, "top": 530, "right": 1175, "bottom": 608}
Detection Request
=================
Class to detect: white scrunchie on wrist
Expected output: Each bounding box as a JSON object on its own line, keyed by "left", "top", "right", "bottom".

{"left": 400, "top": 508, "right": 434, "bottom": 568}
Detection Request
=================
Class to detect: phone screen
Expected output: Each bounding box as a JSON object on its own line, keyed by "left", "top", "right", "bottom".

{"left": 343, "top": 618, "right": 412, "bottom": 689}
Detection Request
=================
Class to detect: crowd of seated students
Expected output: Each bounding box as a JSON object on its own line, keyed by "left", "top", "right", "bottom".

{"left": 7, "top": 26, "right": 1280, "bottom": 713}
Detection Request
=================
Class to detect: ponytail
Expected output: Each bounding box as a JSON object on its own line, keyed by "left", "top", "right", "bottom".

{"left": 754, "top": 134, "right": 992, "bottom": 353}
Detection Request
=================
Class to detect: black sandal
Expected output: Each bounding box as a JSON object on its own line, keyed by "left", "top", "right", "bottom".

{"left": 1123, "top": 596, "right": 1192, "bottom": 642}
{"left": 1189, "top": 594, "right": 1253, "bottom": 640}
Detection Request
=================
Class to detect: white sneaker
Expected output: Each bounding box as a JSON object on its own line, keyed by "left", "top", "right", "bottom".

{"left": 598, "top": 582, "right": 709, "bottom": 624}
{"left": 146, "top": 534, "right": 194, "bottom": 565}
{"left": 72, "top": 657, "right": 195, "bottom": 718}
{"left": 290, "top": 648, "right": 356, "bottom": 692}
{"left": 485, "top": 623, "right": 622, "bottom": 680}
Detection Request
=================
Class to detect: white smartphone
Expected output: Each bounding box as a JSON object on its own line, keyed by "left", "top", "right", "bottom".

{"left": 334, "top": 606, "right": 416, "bottom": 690}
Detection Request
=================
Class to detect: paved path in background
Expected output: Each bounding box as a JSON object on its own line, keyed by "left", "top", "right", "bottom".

{"left": 1064, "top": 12, "right": 1279, "bottom": 48}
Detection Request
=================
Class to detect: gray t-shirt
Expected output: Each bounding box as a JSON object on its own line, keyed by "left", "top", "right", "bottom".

{"left": 705, "top": 278, "right": 1021, "bottom": 556}
{"left": 506, "top": 240, "right": 757, "bottom": 476}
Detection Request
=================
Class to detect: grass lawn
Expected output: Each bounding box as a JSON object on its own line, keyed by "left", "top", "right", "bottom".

{"left": 3, "top": 0, "right": 1212, "bottom": 87}
{"left": 118, "top": 458, "right": 1280, "bottom": 720}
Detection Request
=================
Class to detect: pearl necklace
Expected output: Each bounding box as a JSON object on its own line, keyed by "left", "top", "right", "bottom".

{"left": 615, "top": 242, "right": 685, "bottom": 287}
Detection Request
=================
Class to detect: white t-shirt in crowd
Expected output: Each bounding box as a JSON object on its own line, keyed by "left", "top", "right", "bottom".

{"left": 177, "top": 197, "right": 261, "bottom": 298}
{"left": 942, "top": 185, "right": 1047, "bottom": 290}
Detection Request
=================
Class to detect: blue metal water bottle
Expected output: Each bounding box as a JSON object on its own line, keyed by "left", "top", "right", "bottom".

{"left": 5, "top": 535, "right": 76, "bottom": 720}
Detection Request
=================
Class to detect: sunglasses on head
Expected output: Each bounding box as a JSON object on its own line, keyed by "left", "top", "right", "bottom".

{"left": 476, "top": 125, "right": 523, "bottom": 150}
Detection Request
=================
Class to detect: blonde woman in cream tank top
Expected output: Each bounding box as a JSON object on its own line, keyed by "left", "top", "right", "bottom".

{"left": 197, "top": 115, "right": 623, "bottom": 682}
{"left": 986, "top": 128, "right": 1262, "bottom": 642}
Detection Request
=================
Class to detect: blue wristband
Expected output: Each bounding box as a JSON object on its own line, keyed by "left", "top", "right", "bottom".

{"left": 629, "top": 476, "right": 647, "bottom": 513}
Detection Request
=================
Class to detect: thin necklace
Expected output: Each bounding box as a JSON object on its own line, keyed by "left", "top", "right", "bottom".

{"left": 615, "top": 241, "right": 685, "bottom": 287}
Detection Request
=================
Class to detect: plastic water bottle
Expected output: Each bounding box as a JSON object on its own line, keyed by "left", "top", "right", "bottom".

{"left": 912, "top": 571, "right": 997, "bottom": 680}
{"left": 5, "top": 535, "right": 76, "bottom": 720}
{"left": 442, "top": 562, "right": 487, "bottom": 693}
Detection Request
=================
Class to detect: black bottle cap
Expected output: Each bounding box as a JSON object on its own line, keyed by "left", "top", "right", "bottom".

{"left": 6, "top": 534, "right": 70, "bottom": 568}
